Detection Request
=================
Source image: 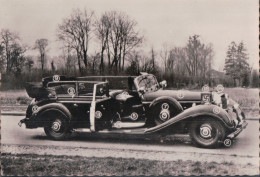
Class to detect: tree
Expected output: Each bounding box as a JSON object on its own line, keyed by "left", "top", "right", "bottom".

{"left": 25, "top": 56, "right": 34, "bottom": 73}
{"left": 88, "top": 52, "right": 100, "bottom": 74}
{"left": 224, "top": 42, "right": 237, "bottom": 84}
{"left": 250, "top": 69, "right": 259, "bottom": 88}
{"left": 34, "top": 39, "right": 48, "bottom": 71}
{"left": 126, "top": 51, "right": 140, "bottom": 75}
{"left": 224, "top": 41, "right": 250, "bottom": 86}
{"left": 95, "top": 13, "right": 111, "bottom": 74}
{"left": 185, "top": 35, "right": 214, "bottom": 81}
{"left": 159, "top": 44, "right": 169, "bottom": 72}
{"left": 167, "top": 47, "right": 187, "bottom": 75}
{"left": 95, "top": 11, "right": 143, "bottom": 74}
{"left": 60, "top": 46, "right": 77, "bottom": 74}
{"left": 51, "top": 60, "right": 55, "bottom": 72}
{"left": 236, "top": 42, "right": 250, "bottom": 86}
{"left": 0, "top": 29, "right": 26, "bottom": 74}
{"left": 58, "top": 8, "right": 94, "bottom": 75}
{"left": 0, "top": 44, "right": 5, "bottom": 72}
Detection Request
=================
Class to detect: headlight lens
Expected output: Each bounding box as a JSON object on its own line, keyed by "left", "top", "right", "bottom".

{"left": 212, "top": 92, "right": 221, "bottom": 105}
{"left": 216, "top": 84, "right": 224, "bottom": 93}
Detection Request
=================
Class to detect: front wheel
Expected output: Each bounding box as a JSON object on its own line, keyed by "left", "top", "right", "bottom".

{"left": 189, "top": 118, "right": 226, "bottom": 148}
{"left": 44, "top": 116, "right": 71, "bottom": 140}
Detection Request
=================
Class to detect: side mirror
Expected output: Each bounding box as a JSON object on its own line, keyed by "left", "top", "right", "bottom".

{"left": 160, "top": 80, "right": 167, "bottom": 88}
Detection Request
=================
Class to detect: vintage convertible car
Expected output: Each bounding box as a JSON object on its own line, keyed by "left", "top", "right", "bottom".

{"left": 19, "top": 73, "right": 247, "bottom": 148}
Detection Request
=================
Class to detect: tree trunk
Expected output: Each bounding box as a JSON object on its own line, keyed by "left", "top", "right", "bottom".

{"left": 41, "top": 53, "right": 44, "bottom": 71}
{"left": 83, "top": 50, "right": 88, "bottom": 73}
{"left": 106, "top": 44, "right": 111, "bottom": 73}
{"left": 77, "top": 51, "right": 83, "bottom": 75}
{"left": 100, "top": 41, "right": 106, "bottom": 74}
{"left": 118, "top": 40, "right": 123, "bottom": 72}
{"left": 122, "top": 41, "right": 126, "bottom": 71}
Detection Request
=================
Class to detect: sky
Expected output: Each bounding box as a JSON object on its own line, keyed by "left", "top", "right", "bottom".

{"left": 0, "top": 0, "right": 258, "bottom": 71}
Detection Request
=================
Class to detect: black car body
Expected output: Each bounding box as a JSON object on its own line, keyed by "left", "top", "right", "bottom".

{"left": 19, "top": 73, "right": 247, "bottom": 148}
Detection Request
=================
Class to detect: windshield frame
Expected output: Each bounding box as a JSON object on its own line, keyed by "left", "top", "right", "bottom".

{"left": 133, "top": 74, "right": 159, "bottom": 93}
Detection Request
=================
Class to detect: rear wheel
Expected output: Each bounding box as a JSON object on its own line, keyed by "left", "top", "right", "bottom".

{"left": 189, "top": 118, "right": 226, "bottom": 148}
{"left": 44, "top": 115, "right": 71, "bottom": 140}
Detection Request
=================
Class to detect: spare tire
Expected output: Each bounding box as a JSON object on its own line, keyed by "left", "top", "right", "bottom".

{"left": 148, "top": 97, "right": 183, "bottom": 125}
{"left": 25, "top": 82, "right": 48, "bottom": 99}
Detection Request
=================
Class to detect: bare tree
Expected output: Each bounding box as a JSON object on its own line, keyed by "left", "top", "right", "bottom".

{"left": 95, "top": 13, "right": 111, "bottom": 74}
{"left": 0, "top": 29, "right": 26, "bottom": 74}
{"left": 119, "top": 15, "right": 143, "bottom": 71}
{"left": 57, "top": 8, "right": 94, "bottom": 74}
{"left": 25, "top": 56, "right": 34, "bottom": 73}
{"left": 185, "top": 35, "right": 214, "bottom": 79}
{"left": 34, "top": 39, "right": 48, "bottom": 71}
{"left": 151, "top": 47, "right": 156, "bottom": 70}
{"left": 51, "top": 60, "right": 55, "bottom": 72}
{"left": 88, "top": 52, "right": 100, "bottom": 74}
{"left": 96, "top": 11, "right": 143, "bottom": 74}
{"left": 60, "top": 46, "right": 77, "bottom": 74}
{"left": 0, "top": 44, "right": 5, "bottom": 72}
{"left": 159, "top": 44, "right": 169, "bottom": 72}
{"left": 167, "top": 47, "right": 187, "bottom": 75}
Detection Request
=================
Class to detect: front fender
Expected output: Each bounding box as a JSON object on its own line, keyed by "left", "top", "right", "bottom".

{"left": 145, "top": 104, "right": 234, "bottom": 133}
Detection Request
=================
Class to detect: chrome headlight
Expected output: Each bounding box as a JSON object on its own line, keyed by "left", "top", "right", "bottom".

{"left": 212, "top": 91, "right": 222, "bottom": 105}
{"left": 216, "top": 84, "right": 224, "bottom": 93}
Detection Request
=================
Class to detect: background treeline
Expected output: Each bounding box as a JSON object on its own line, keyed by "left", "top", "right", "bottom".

{"left": 0, "top": 9, "right": 258, "bottom": 90}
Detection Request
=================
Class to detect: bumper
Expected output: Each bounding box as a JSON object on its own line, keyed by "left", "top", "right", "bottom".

{"left": 227, "top": 121, "right": 248, "bottom": 139}
{"left": 18, "top": 118, "right": 38, "bottom": 128}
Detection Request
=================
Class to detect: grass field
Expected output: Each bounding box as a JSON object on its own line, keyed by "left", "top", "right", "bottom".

{"left": 1, "top": 90, "right": 31, "bottom": 105}
{"left": 1, "top": 88, "right": 258, "bottom": 117}
{"left": 224, "top": 88, "right": 259, "bottom": 118}
{"left": 1, "top": 153, "right": 257, "bottom": 176}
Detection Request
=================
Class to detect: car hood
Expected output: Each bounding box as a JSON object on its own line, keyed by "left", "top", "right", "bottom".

{"left": 143, "top": 89, "right": 207, "bottom": 102}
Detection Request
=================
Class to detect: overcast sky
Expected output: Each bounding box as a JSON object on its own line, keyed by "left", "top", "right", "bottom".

{"left": 0, "top": 0, "right": 258, "bottom": 71}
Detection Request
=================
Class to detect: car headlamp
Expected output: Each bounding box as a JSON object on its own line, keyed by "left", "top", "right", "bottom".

{"left": 216, "top": 84, "right": 224, "bottom": 93}
{"left": 212, "top": 92, "right": 221, "bottom": 105}
{"left": 202, "top": 85, "right": 209, "bottom": 92}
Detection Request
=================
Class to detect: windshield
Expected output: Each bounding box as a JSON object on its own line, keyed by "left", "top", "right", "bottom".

{"left": 134, "top": 74, "right": 159, "bottom": 92}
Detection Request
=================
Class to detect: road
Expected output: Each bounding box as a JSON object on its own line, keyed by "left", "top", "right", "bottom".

{"left": 1, "top": 115, "right": 259, "bottom": 166}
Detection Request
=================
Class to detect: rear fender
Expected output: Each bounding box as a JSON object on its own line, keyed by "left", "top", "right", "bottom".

{"left": 32, "top": 103, "right": 72, "bottom": 126}
{"left": 145, "top": 104, "right": 234, "bottom": 133}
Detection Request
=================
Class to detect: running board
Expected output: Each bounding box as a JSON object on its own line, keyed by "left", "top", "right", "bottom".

{"left": 75, "top": 127, "right": 147, "bottom": 134}
{"left": 112, "top": 121, "right": 145, "bottom": 129}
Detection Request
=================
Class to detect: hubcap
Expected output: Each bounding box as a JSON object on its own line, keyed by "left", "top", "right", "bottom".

{"left": 159, "top": 110, "right": 170, "bottom": 121}
{"left": 51, "top": 121, "right": 61, "bottom": 131}
{"left": 200, "top": 123, "right": 212, "bottom": 138}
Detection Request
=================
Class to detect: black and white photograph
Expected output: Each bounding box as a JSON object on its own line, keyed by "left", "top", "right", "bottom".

{"left": 0, "top": 0, "right": 259, "bottom": 176}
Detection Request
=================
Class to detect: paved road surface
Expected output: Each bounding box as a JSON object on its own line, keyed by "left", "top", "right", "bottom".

{"left": 2, "top": 115, "right": 259, "bottom": 157}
